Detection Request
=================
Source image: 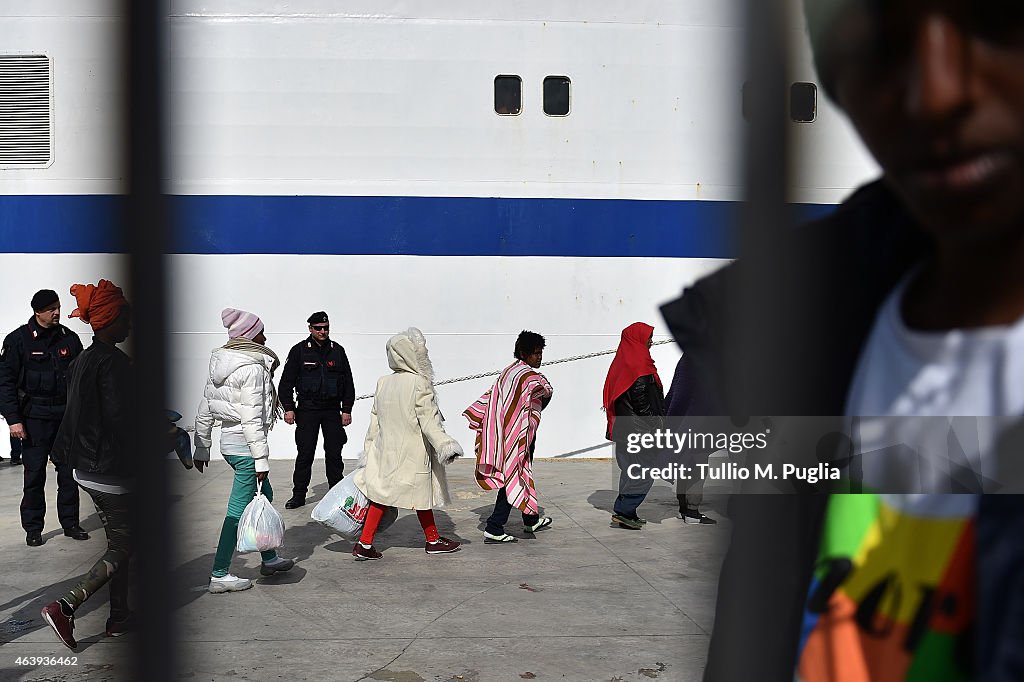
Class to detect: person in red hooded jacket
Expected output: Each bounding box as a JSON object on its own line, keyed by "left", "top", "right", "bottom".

{"left": 602, "top": 322, "right": 665, "bottom": 530}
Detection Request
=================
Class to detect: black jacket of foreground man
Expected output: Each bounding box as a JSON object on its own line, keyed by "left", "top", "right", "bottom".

{"left": 661, "top": 180, "right": 1024, "bottom": 682}
{"left": 51, "top": 340, "right": 134, "bottom": 478}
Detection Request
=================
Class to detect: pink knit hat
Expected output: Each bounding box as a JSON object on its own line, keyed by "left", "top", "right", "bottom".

{"left": 221, "top": 308, "right": 264, "bottom": 340}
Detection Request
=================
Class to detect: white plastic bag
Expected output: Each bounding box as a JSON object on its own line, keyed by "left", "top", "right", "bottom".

{"left": 311, "top": 472, "right": 397, "bottom": 540}
{"left": 236, "top": 481, "right": 284, "bottom": 552}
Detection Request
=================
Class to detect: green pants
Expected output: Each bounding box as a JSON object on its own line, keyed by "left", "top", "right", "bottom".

{"left": 212, "top": 455, "right": 277, "bottom": 577}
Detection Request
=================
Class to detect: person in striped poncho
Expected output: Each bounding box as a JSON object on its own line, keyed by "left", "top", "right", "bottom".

{"left": 464, "top": 331, "right": 554, "bottom": 544}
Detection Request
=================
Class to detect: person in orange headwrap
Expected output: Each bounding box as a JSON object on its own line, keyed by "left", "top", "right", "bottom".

{"left": 68, "top": 279, "right": 129, "bottom": 331}
{"left": 602, "top": 322, "right": 665, "bottom": 530}
{"left": 41, "top": 280, "right": 134, "bottom": 650}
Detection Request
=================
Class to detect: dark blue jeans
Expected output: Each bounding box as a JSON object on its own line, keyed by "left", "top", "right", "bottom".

{"left": 485, "top": 487, "right": 539, "bottom": 535}
{"left": 612, "top": 443, "right": 655, "bottom": 519}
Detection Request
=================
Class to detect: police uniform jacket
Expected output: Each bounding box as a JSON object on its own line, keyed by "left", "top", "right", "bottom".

{"left": 0, "top": 317, "right": 84, "bottom": 423}
{"left": 278, "top": 336, "right": 355, "bottom": 412}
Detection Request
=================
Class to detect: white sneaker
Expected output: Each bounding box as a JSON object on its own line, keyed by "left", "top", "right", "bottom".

{"left": 209, "top": 574, "right": 253, "bottom": 594}
{"left": 524, "top": 516, "right": 553, "bottom": 533}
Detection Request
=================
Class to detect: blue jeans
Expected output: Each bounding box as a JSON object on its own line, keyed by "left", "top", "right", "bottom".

{"left": 613, "top": 444, "right": 655, "bottom": 518}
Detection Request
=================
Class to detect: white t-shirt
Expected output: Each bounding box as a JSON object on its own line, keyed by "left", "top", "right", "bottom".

{"left": 798, "top": 271, "right": 1024, "bottom": 680}
{"left": 73, "top": 469, "right": 132, "bottom": 495}
{"left": 846, "top": 272, "right": 1024, "bottom": 492}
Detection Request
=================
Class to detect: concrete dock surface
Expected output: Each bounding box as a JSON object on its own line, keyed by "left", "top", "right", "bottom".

{"left": 0, "top": 459, "right": 727, "bottom": 681}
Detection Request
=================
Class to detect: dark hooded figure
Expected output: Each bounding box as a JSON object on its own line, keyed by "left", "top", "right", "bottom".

{"left": 661, "top": 2, "right": 1024, "bottom": 680}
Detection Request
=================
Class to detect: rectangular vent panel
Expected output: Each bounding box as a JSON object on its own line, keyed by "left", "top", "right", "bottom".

{"left": 0, "top": 55, "right": 52, "bottom": 166}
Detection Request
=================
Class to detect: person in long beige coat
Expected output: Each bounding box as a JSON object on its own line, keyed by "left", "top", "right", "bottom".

{"left": 351, "top": 328, "right": 463, "bottom": 560}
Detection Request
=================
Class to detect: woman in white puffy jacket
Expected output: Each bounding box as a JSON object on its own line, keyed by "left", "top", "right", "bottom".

{"left": 193, "top": 308, "right": 294, "bottom": 593}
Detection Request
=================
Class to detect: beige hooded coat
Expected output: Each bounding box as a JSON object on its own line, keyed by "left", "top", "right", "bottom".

{"left": 353, "top": 328, "right": 462, "bottom": 510}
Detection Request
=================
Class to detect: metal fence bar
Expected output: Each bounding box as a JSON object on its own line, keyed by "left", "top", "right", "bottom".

{"left": 124, "top": 1, "right": 175, "bottom": 680}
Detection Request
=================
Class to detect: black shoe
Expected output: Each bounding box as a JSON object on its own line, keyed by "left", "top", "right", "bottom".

{"left": 63, "top": 526, "right": 90, "bottom": 541}
{"left": 9, "top": 457, "right": 21, "bottom": 466}
{"left": 681, "top": 510, "right": 718, "bottom": 525}
{"left": 285, "top": 496, "right": 306, "bottom": 510}
{"left": 26, "top": 532, "right": 43, "bottom": 547}
{"left": 105, "top": 612, "right": 135, "bottom": 637}
{"left": 611, "top": 514, "right": 643, "bottom": 530}
{"left": 260, "top": 557, "right": 295, "bottom": 576}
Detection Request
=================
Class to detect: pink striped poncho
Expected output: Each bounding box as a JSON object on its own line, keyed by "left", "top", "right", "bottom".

{"left": 463, "top": 360, "right": 553, "bottom": 515}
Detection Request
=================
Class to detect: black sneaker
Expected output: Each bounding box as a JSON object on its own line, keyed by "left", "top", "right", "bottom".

{"left": 63, "top": 526, "right": 90, "bottom": 541}
{"left": 611, "top": 514, "right": 643, "bottom": 530}
{"left": 260, "top": 557, "right": 295, "bottom": 576}
{"left": 106, "top": 613, "right": 135, "bottom": 637}
{"left": 681, "top": 510, "right": 718, "bottom": 525}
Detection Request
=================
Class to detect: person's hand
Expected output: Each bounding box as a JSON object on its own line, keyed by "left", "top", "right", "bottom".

{"left": 193, "top": 445, "right": 210, "bottom": 473}
{"left": 284, "top": 411, "right": 296, "bottom": 425}
{"left": 9, "top": 423, "right": 25, "bottom": 440}
{"left": 341, "top": 412, "right": 352, "bottom": 427}
{"left": 256, "top": 471, "right": 268, "bottom": 482}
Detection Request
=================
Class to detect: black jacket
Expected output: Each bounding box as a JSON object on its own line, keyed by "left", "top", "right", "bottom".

{"left": 51, "top": 340, "right": 134, "bottom": 478}
{"left": 610, "top": 374, "right": 665, "bottom": 442}
{"left": 0, "top": 317, "right": 83, "bottom": 423}
{"left": 278, "top": 336, "right": 355, "bottom": 412}
{"left": 661, "top": 181, "right": 1023, "bottom": 681}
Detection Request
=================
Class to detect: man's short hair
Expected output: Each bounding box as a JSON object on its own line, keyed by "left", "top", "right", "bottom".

{"left": 514, "top": 330, "right": 546, "bottom": 361}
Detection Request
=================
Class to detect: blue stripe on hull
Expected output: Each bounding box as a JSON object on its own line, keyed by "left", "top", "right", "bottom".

{"left": 1, "top": 195, "right": 835, "bottom": 257}
{"left": 0, "top": 195, "right": 122, "bottom": 253}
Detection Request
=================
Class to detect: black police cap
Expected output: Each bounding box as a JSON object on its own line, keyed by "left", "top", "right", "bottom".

{"left": 31, "top": 289, "right": 59, "bottom": 312}
{"left": 307, "top": 311, "right": 329, "bottom": 325}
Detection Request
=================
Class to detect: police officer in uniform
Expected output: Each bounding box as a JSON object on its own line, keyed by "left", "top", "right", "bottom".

{"left": 0, "top": 290, "right": 89, "bottom": 546}
{"left": 278, "top": 311, "right": 355, "bottom": 509}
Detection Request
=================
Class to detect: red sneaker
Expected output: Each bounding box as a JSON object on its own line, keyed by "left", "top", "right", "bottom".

{"left": 425, "top": 537, "right": 462, "bottom": 554}
{"left": 352, "top": 543, "right": 383, "bottom": 561}
{"left": 41, "top": 601, "right": 77, "bottom": 651}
